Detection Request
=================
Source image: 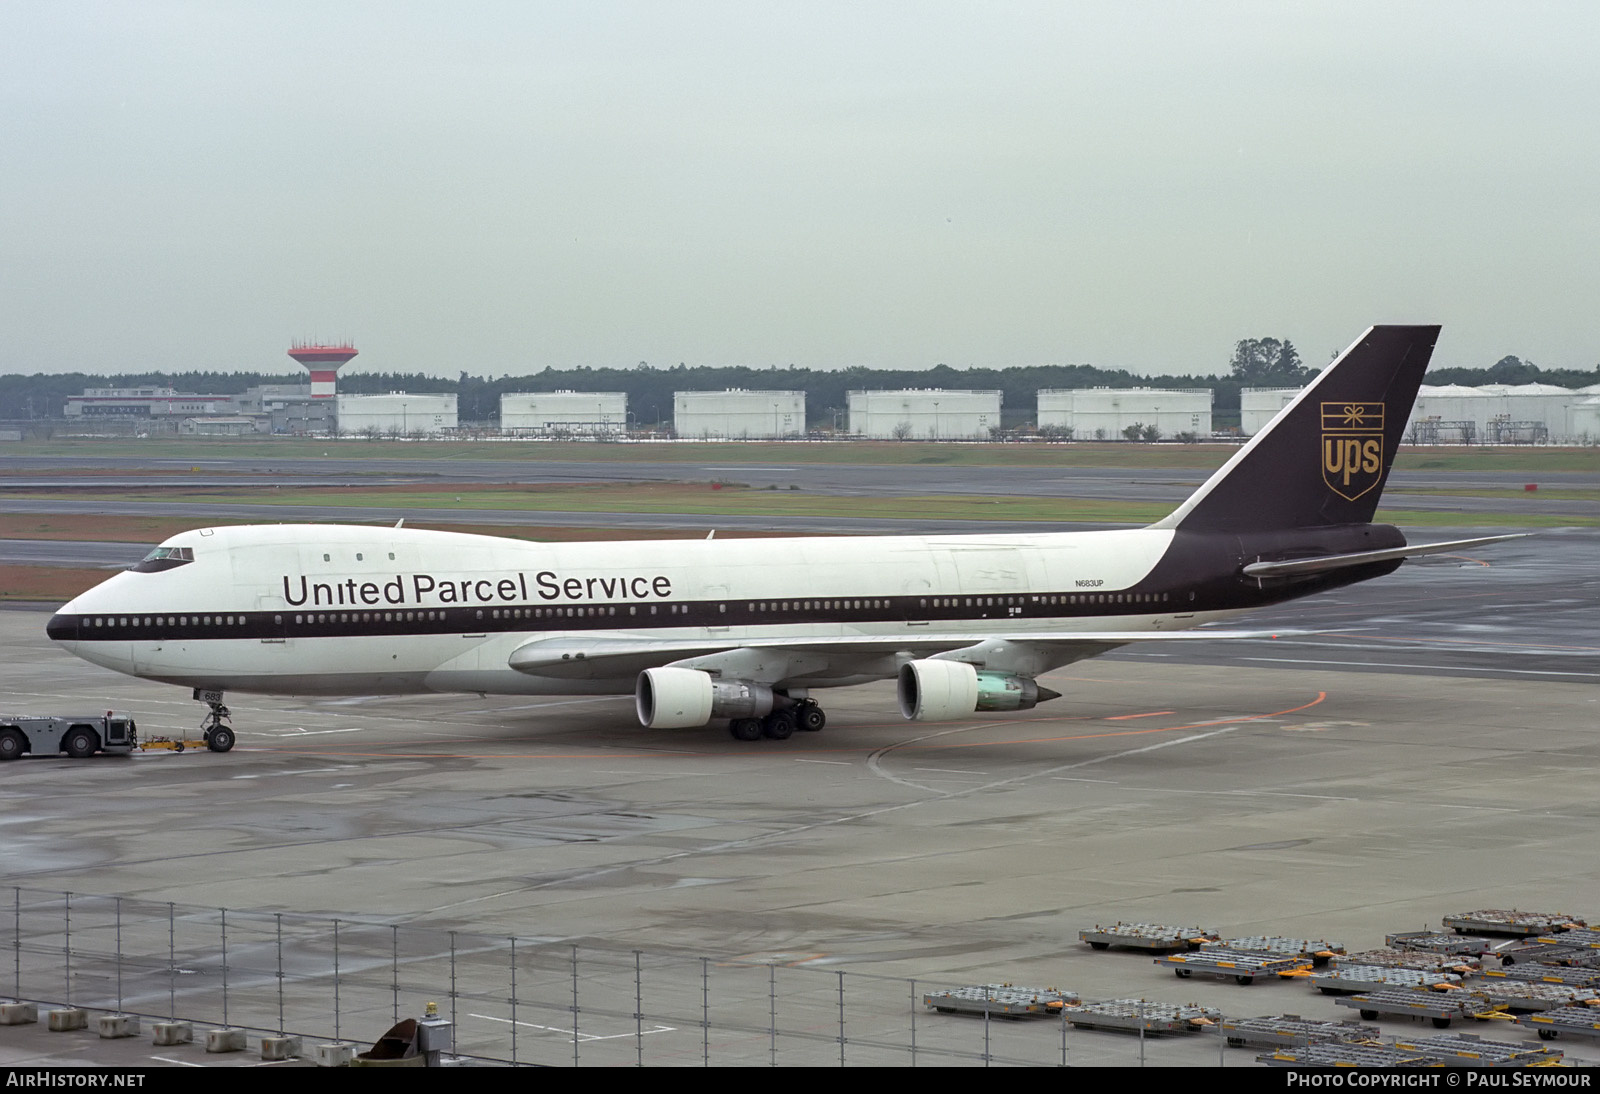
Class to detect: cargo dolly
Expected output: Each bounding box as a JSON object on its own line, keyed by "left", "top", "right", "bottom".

{"left": 1484, "top": 964, "right": 1600, "bottom": 989}
{"left": 1215, "top": 1014, "right": 1379, "bottom": 1049}
{"left": 1157, "top": 948, "right": 1309, "bottom": 984}
{"left": 1470, "top": 980, "right": 1600, "bottom": 1013}
{"left": 1389, "top": 1031, "right": 1563, "bottom": 1066}
{"left": 1334, "top": 987, "right": 1487, "bottom": 1028}
{"left": 922, "top": 985, "right": 1079, "bottom": 1018}
{"left": 1061, "top": 1000, "right": 1221, "bottom": 1036}
{"left": 1078, "top": 923, "right": 1218, "bottom": 953}
{"left": 1388, "top": 930, "right": 1500, "bottom": 956}
{"left": 1517, "top": 1007, "right": 1600, "bottom": 1042}
{"left": 1258, "top": 1043, "right": 1433, "bottom": 1068}
{"left": 1208, "top": 936, "right": 1344, "bottom": 966}
{"left": 1495, "top": 942, "right": 1595, "bottom": 967}
{"left": 1443, "top": 910, "right": 1584, "bottom": 937}
{"left": 1311, "top": 964, "right": 1464, "bottom": 994}
{"left": 1336, "top": 948, "right": 1480, "bottom": 974}
{"left": 1538, "top": 929, "right": 1600, "bottom": 950}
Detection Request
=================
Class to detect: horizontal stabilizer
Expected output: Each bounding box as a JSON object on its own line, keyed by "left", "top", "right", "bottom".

{"left": 1241, "top": 534, "right": 1528, "bottom": 578}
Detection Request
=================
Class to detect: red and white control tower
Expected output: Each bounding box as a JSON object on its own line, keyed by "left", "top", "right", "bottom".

{"left": 288, "top": 341, "right": 358, "bottom": 398}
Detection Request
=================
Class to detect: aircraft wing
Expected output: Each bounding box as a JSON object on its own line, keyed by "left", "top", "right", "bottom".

{"left": 506, "top": 628, "right": 1282, "bottom": 685}
{"left": 1241, "top": 533, "right": 1528, "bottom": 578}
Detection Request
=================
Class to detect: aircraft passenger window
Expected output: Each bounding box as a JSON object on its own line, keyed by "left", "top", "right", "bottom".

{"left": 356, "top": 554, "right": 363, "bottom": 561}
{"left": 388, "top": 553, "right": 395, "bottom": 560}
{"left": 274, "top": 616, "right": 282, "bottom": 624}
{"left": 323, "top": 554, "right": 330, "bottom": 562}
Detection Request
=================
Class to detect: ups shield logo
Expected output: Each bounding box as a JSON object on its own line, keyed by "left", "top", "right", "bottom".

{"left": 1321, "top": 402, "right": 1385, "bottom": 501}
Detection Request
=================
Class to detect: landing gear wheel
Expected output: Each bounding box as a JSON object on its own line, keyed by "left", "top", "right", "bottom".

{"left": 762, "top": 711, "right": 796, "bottom": 740}
{"left": 195, "top": 690, "right": 233, "bottom": 751}
{"left": 797, "top": 704, "right": 826, "bottom": 732}
{"left": 729, "top": 718, "right": 764, "bottom": 742}
{"left": 0, "top": 728, "right": 24, "bottom": 761}
{"left": 65, "top": 727, "right": 98, "bottom": 759}
{"left": 1431, "top": 1017, "right": 1452, "bottom": 1029}
{"left": 1174, "top": 969, "right": 1191, "bottom": 978}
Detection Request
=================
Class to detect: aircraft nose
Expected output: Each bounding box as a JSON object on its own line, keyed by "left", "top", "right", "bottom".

{"left": 46, "top": 612, "right": 77, "bottom": 642}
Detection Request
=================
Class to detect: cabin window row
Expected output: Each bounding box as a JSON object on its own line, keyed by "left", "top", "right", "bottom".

{"left": 745, "top": 600, "right": 889, "bottom": 612}
{"left": 91, "top": 615, "right": 247, "bottom": 628}
{"left": 293, "top": 611, "right": 447, "bottom": 624}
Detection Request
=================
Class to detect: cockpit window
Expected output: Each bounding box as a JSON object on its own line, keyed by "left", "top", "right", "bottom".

{"left": 131, "top": 546, "right": 195, "bottom": 573}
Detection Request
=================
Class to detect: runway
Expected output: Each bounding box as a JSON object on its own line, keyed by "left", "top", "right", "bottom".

{"left": 5, "top": 451, "right": 1595, "bottom": 519}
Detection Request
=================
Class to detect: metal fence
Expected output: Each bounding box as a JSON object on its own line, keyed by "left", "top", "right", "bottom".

{"left": 2, "top": 887, "right": 1225, "bottom": 1066}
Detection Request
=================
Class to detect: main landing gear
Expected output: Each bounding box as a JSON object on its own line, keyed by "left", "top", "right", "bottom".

{"left": 193, "top": 689, "right": 237, "bottom": 753}
{"left": 728, "top": 698, "right": 826, "bottom": 742}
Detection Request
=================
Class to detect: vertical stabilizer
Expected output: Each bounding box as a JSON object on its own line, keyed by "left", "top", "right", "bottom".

{"left": 1153, "top": 325, "right": 1439, "bottom": 533}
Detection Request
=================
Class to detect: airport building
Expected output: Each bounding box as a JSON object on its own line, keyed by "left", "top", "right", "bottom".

{"left": 847, "top": 389, "right": 1001, "bottom": 440}
{"left": 64, "top": 387, "right": 240, "bottom": 420}
{"left": 177, "top": 416, "right": 257, "bottom": 437}
{"left": 501, "top": 391, "right": 627, "bottom": 436}
{"left": 1038, "top": 388, "right": 1212, "bottom": 440}
{"left": 673, "top": 390, "right": 805, "bottom": 439}
{"left": 336, "top": 393, "right": 458, "bottom": 436}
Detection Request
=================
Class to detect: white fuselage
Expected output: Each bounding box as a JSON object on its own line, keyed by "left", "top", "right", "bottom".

{"left": 50, "top": 522, "right": 1231, "bottom": 697}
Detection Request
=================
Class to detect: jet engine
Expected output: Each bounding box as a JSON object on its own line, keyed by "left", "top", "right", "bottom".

{"left": 896, "top": 659, "right": 1059, "bottom": 721}
{"left": 635, "top": 667, "right": 776, "bottom": 729}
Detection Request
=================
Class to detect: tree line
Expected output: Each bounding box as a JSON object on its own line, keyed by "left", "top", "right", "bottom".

{"left": 3, "top": 342, "right": 1595, "bottom": 426}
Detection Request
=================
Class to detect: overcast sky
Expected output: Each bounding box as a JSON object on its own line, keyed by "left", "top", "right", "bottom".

{"left": 3, "top": 2, "right": 1596, "bottom": 378}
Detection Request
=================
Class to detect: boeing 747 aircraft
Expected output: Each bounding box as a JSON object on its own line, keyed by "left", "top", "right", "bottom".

{"left": 44, "top": 325, "right": 1521, "bottom": 751}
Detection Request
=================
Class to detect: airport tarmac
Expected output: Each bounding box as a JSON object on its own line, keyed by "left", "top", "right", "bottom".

{"left": 2, "top": 445, "right": 1595, "bottom": 1065}
{"left": 2, "top": 524, "right": 1598, "bottom": 1065}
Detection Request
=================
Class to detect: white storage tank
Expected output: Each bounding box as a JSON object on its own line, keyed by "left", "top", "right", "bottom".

{"left": 1566, "top": 396, "right": 1600, "bottom": 444}
{"left": 847, "top": 389, "right": 1001, "bottom": 439}
{"left": 336, "top": 393, "right": 457, "bottom": 436}
{"left": 1408, "top": 383, "right": 1589, "bottom": 444}
{"left": 501, "top": 391, "right": 627, "bottom": 436}
{"left": 1239, "top": 388, "right": 1302, "bottom": 437}
{"left": 674, "top": 390, "right": 805, "bottom": 439}
{"left": 1038, "top": 388, "right": 1211, "bottom": 440}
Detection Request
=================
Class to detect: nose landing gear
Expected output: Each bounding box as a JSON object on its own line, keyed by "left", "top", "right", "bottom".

{"left": 193, "top": 689, "right": 236, "bottom": 753}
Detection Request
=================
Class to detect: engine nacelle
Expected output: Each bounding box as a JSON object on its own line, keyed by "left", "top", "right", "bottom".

{"left": 897, "top": 660, "right": 1050, "bottom": 721}
{"left": 636, "top": 668, "right": 775, "bottom": 729}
